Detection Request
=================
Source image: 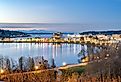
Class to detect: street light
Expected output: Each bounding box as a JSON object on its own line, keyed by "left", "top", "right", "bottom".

{"left": 35, "top": 66, "right": 39, "bottom": 70}
{"left": 62, "top": 62, "right": 66, "bottom": 66}
{"left": 106, "top": 54, "right": 110, "bottom": 57}
{"left": 0, "top": 69, "right": 4, "bottom": 74}
{"left": 97, "top": 56, "right": 99, "bottom": 59}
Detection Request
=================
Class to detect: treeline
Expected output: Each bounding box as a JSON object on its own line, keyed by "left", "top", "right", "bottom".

{"left": 0, "top": 56, "right": 56, "bottom": 74}
{"left": 0, "top": 29, "right": 30, "bottom": 38}
{"left": 80, "top": 30, "right": 121, "bottom": 35}
{"left": 85, "top": 43, "right": 121, "bottom": 77}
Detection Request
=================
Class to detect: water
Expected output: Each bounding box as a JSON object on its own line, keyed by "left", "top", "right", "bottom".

{"left": 0, "top": 43, "right": 86, "bottom": 66}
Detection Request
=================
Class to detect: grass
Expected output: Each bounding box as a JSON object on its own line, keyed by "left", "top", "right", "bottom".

{"left": 60, "top": 66, "right": 85, "bottom": 77}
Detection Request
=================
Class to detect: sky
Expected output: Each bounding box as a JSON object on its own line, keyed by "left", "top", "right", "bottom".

{"left": 0, "top": 0, "right": 121, "bottom": 24}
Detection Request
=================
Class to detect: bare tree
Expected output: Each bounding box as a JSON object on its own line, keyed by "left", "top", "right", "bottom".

{"left": 19, "top": 56, "right": 24, "bottom": 71}
{"left": 28, "top": 57, "right": 35, "bottom": 71}
{"left": 6, "top": 58, "right": 11, "bottom": 73}
{"left": 51, "top": 58, "right": 56, "bottom": 68}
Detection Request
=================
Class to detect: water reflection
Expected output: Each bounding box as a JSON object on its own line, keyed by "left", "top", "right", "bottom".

{"left": 0, "top": 43, "right": 83, "bottom": 66}
{"left": 0, "top": 43, "right": 101, "bottom": 66}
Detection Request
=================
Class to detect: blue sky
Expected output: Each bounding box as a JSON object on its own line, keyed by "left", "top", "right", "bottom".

{"left": 0, "top": 0, "right": 121, "bottom": 23}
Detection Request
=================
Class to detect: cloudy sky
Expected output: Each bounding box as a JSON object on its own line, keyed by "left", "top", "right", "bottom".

{"left": 0, "top": 0, "right": 121, "bottom": 23}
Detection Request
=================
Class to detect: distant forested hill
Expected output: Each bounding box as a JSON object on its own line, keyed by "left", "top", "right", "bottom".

{"left": 80, "top": 30, "right": 121, "bottom": 35}
{"left": 0, "top": 29, "right": 30, "bottom": 38}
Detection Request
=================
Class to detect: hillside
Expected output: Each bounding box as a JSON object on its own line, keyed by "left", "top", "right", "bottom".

{"left": 0, "top": 29, "right": 30, "bottom": 38}
{"left": 80, "top": 30, "right": 121, "bottom": 35}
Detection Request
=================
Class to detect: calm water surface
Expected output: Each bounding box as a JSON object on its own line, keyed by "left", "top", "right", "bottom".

{"left": 0, "top": 43, "right": 86, "bottom": 66}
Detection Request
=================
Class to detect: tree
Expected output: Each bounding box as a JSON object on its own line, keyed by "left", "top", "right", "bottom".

{"left": 85, "top": 43, "right": 121, "bottom": 77}
{"left": 19, "top": 56, "right": 23, "bottom": 71}
{"left": 28, "top": 57, "right": 35, "bottom": 71}
{"left": 0, "top": 56, "right": 4, "bottom": 69}
{"left": 6, "top": 58, "right": 11, "bottom": 72}
{"left": 51, "top": 58, "right": 56, "bottom": 68}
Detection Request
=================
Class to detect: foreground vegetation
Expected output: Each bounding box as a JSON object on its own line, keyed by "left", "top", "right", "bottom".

{"left": 3, "top": 70, "right": 56, "bottom": 82}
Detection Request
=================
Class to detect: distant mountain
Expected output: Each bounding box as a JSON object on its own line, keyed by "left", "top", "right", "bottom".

{"left": 0, "top": 29, "right": 30, "bottom": 38}
{"left": 18, "top": 29, "right": 55, "bottom": 34}
{"left": 18, "top": 30, "right": 75, "bottom": 35}
{"left": 19, "top": 30, "right": 121, "bottom": 35}
{"left": 80, "top": 30, "right": 121, "bottom": 35}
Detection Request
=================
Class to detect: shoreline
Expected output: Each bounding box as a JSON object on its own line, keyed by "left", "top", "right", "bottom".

{"left": 0, "top": 40, "right": 117, "bottom": 48}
